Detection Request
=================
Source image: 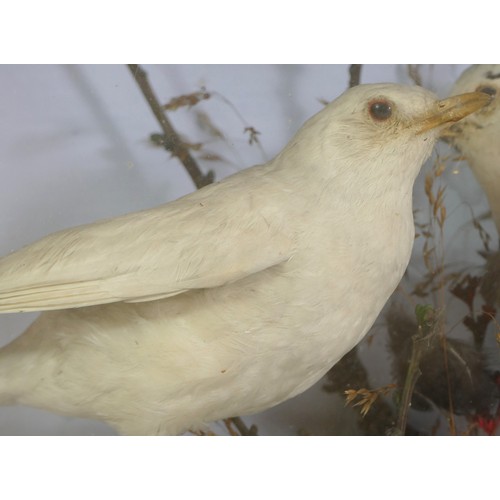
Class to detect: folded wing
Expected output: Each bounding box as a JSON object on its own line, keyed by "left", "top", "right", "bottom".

{"left": 0, "top": 171, "right": 293, "bottom": 312}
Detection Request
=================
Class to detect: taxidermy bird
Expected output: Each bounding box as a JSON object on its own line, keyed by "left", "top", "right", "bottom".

{"left": 0, "top": 84, "right": 489, "bottom": 435}
{"left": 448, "top": 65, "right": 500, "bottom": 235}
{"left": 447, "top": 65, "right": 500, "bottom": 306}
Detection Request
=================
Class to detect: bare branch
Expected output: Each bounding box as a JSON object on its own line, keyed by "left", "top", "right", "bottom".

{"left": 128, "top": 64, "right": 213, "bottom": 189}
{"left": 163, "top": 90, "right": 211, "bottom": 111}
{"left": 349, "top": 65, "right": 363, "bottom": 88}
{"left": 129, "top": 65, "right": 255, "bottom": 435}
{"left": 408, "top": 65, "right": 422, "bottom": 86}
{"left": 393, "top": 305, "right": 438, "bottom": 435}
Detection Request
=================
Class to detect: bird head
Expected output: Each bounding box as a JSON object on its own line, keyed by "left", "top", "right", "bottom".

{"left": 445, "top": 65, "right": 500, "bottom": 152}
{"left": 443, "top": 65, "right": 500, "bottom": 234}
{"left": 279, "top": 83, "right": 490, "bottom": 194}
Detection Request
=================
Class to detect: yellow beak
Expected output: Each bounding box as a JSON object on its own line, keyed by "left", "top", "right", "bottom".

{"left": 416, "top": 92, "right": 492, "bottom": 134}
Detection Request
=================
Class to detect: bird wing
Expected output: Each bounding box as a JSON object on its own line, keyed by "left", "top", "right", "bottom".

{"left": 0, "top": 171, "right": 294, "bottom": 312}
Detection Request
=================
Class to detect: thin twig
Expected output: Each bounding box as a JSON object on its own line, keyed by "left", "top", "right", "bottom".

{"left": 128, "top": 64, "right": 213, "bottom": 189}
{"left": 440, "top": 334, "right": 456, "bottom": 434}
{"left": 391, "top": 305, "right": 437, "bottom": 436}
{"left": 407, "top": 65, "right": 422, "bottom": 86}
{"left": 393, "top": 305, "right": 437, "bottom": 435}
{"left": 349, "top": 65, "right": 363, "bottom": 88}
{"left": 394, "top": 335, "right": 424, "bottom": 434}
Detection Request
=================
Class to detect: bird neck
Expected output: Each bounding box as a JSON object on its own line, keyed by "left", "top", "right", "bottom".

{"left": 272, "top": 123, "right": 432, "bottom": 209}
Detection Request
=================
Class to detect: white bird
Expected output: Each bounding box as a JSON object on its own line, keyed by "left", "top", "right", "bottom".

{"left": 448, "top": 65, "right": 500, "bottom": 235}
{"left": 0, "top": 84, "right": 488, "bottom": 435}
{"left": 447, "top": 65, "right": 500, "bottom": 307}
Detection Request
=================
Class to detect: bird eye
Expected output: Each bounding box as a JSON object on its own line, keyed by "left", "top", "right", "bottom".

{"left": 476, "top": 85, "right": 497, "bottom": 97}
{"left": 369, "top": 100, "right": 393, "bottom": 121}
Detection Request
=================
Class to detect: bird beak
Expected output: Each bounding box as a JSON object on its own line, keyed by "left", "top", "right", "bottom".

{"left": 416, "top": 92, "right": 492, "bottom": 134}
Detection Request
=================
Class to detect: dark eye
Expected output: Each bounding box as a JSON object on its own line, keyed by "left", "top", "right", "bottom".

{"left": 369, "top": 100, "right": 393, "bottom": 121}
{"left": 476, "top": 85, "right": 497, "bottom": 97}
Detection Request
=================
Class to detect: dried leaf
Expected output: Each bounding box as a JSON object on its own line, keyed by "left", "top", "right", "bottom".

{"left": 344, "top": 389, "right": 358, "bottom": 406}
{"left": 197, "top": 152, "right": 228, "bottom": 163}
{"left": 450, "top": 274, "right": 480, "bottom": 311}
{"left": 433, "top": 185, "right": 446, "bottom": 218}
{"left": 435, "top": 159, "right": 447, "bottom": 177}
{"left": 149, "top": 134, "right": 202, "bottom": 153}
{"left": 163, "top": 91, "right": 211, "bottom": 111}
{"left": 439, "top": 205, "right": 447, "bottom": 229}
{"left": 425, "top": 173, "right": 435, "bottom": 205}
{"left": 472, "top": 214, "right": 491, "bottom": 253}
{"left": 182, "top": 141, "right": 203, "bottom": 151}
{"left": 462, "top": 304, "right": 497, "bottom": 347}
{"left": 344, "top": 385, "right": 396, "bottom": 418}
{"left": 423, "top": 242, "right": 436, "bottom": 271}
{"left": 196, "top": 111, "right": 224, "bottom": 139}
{"left": 244, "top": 126, "right": 261, "bottom": 146}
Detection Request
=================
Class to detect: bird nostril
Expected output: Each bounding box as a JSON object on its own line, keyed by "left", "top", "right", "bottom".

{"left": 476, "top": 85, "right": 497, "bottom": 98}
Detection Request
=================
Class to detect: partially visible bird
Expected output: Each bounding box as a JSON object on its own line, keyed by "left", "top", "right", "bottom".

{"left": 0, "top": 84, "right": 489, "bottom": 435}
{"left": 448, "top": 66, "right": 500, "bottom": 307}
{"left": 448, "top": 65, "right": 500, "bottom": 235}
